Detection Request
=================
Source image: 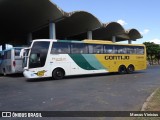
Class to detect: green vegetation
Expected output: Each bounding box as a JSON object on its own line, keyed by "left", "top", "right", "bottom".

{"left": 143, "top": 42, "right": 160, "bottom": 65}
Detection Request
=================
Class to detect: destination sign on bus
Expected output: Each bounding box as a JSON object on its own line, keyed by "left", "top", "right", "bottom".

{"left": 105, "top": 56, "right": 130, "bottom": 60}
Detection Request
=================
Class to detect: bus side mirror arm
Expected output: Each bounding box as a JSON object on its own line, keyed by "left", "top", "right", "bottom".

{"left": 20, "top": 49, "right": 24, "bottom": 58}
{"left": 20, "top": 48, "right": 31, "bottom": 58}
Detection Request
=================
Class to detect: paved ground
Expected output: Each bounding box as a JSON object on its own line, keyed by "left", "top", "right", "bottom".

{"left": 0, "top": 65, "right": 160, "bottom": 119}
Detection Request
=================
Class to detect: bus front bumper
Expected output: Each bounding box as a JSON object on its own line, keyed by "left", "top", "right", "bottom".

{"left": 23, "top": 70, "right": 39, "bottom": 79}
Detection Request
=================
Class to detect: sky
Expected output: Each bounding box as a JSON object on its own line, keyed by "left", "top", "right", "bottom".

{"left": 51, "top": 0, "right": 160, "bottom": 44}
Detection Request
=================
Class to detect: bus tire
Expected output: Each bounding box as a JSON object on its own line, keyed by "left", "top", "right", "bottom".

{"left": 127, "top": 65, "right": 134, "bottom": 74}
{"left": 118, "top": 65, "right": 127, "bottom": 74}
{"left": 52, "top": 68, "right": 65, "bottom": 80}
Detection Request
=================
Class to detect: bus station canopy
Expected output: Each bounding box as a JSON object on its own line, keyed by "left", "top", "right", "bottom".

{"left": 0, "top": 0, "right": 142, "bottom": 45}
{"left": 0, "top": 0, "right": 66, "bottom": 34}
{"left": 56, "top": 11, "right": 102, "bottom": 39}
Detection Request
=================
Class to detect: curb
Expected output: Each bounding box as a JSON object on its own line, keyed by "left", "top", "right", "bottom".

{"left": 141, "top": 88, "right": 159, "bottom": 111}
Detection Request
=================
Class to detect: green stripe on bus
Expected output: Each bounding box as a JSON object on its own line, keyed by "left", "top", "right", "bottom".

{"left": 69, "top": 54, "right": 97, "bottom": 70}
{"left": 82, "top": 54, "right": 106, "bottom": 70}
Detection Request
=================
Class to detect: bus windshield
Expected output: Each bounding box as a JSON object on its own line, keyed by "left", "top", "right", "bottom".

{"left": 29, "top": 41, "right": 50, "bottom": 68}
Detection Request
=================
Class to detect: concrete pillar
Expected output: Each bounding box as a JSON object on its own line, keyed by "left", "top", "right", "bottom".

{"left": 49, "top": 22, "right": 56, "bottom": 39}
{"left": 2, "top": 44, "right": 6, "bottom": 50}
{"left": 27, "top": 33, "right": 32, "bottom": 45}
{"left": 87, "top": 31, "right": 92, "bottom": 40}
{"left": 112, "top": 36, "right": 116, "bottom": 43}
{"left": 128, "top": 40, "right": 132, "bottom": 44}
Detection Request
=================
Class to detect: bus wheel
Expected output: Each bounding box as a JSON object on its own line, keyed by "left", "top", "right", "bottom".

{"left": 127, "top": 65, "right": 134, "bottom": 74}
{"left": 52, "top": 68, "right": 65, "bottom": 80}
{"left": 118, "top": 65, "right": 127, "bottom": 74}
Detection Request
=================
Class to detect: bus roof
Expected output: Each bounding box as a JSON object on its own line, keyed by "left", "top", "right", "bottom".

{"left": 32, "top": 39, "right": 145, "bottom": 47}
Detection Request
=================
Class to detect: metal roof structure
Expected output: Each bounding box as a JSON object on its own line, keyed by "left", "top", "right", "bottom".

{"left": 126, "top": 29, "right": 143, "bottom": 40}
{"left": 0, "top": 0, "right": 142, "bottom": 45}
{"left": 56, "top": 11, "right": 103, "bottom": 39}
{"left": 93, "top": 22, "right": 126, "bottom": 41}
{"left": 0, "top": 0, "right": 66, "bottom": 33}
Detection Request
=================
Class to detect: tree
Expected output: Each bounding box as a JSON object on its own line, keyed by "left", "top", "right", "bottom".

{"left": 143, "top": 42, "right": 160, "bottom": 65}
{"left": 155, "top": 47, "right": 160, "bottom": 64}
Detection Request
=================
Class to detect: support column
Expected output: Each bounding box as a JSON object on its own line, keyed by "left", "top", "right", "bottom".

{"left": 2, "top": 44, "right": 6, "bottom": 50}
{"left": 49, "top": 22, "right": 56, "bottom": 39}
{"left": 112, "top": 36, "right": 116, "bottom": 43}
{"left": 27, "top": 33, "right": 32, "bottom": 45}
{"left": 128, "top": 40, "right": 132, "bottom": 44}
{"left": 87, "top": 31, "right": 92, "bottom": 40}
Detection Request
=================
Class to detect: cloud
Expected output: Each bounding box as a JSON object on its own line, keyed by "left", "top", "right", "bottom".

{"left": 141, "top": 29, "right": 150, "bottom": 35}
{"left": 150, "top": 38, "right": 160, "bottom": 44}
{"left": 117, "top": 19, "right": 127, "bottom": 26}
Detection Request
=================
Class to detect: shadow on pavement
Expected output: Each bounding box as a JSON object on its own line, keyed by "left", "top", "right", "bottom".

{"left": 26, "top": 71, "right": 146, "bottom": 83}
{"left": 0, "top": 73, "right": 24, "bottom": 78}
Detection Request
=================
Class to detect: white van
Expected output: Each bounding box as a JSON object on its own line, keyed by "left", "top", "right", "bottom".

{"left": 0, "top": 47, "right": 24, "bottom": 75}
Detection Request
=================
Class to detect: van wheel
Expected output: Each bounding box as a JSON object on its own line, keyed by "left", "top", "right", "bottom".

{"left": 118, "top": 65, "right": 127, "bottom": 74}
{"left": 127, "top": 65, "right": 135, "bottom": 74}
{"left": 52, "top": 68, "right": 64, "bottom": 80}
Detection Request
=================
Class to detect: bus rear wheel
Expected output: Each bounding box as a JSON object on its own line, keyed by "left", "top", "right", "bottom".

{"left": 127, "top": 65, "right": 134, "bottom": 74}
{"left": 118, "top": 65, "right": 127, "bottom": 74}
{"left": 52, "top": 68, "right": 65, "bottom": 80}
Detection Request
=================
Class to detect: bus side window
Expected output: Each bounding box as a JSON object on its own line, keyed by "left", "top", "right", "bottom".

{"left": 93, "top": 44, "right": 103, "bottom": 54}
{"left": 4, "top": 51, "right": 11, "bottom": 59}
{"left": 71, "top": 43, "right": 88, "bottom": 54}
{"left": 104, "top": 45, "right": 114, "bottom": 54}
{"left": 4, "top": 52, "right": 6, "bottom": 59}
{"left": 51, "top": 42, "right": 70, "bottom": 54}
{"left": 51, "top": 43, "right": 59, "bottom": 54}
{"left": 136, "top": 46, "right": 144, "bottom": 54}
{"left": 15, "top": 49, "right": 21, "bottom": 56}
{"left": 88, "top": 44, "right": 93, "bottom": 54}
{"left": 8, "top": 51, "right": 11, "bottom": 59}
{"left": 115, "top": 46, "right": 127, "bottom": 54}
{"left": 127, "top": 47, "right": 134, "bottom": 54}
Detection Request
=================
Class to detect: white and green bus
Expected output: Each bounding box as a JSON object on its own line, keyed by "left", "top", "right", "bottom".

{"left": 23, "top": 39, "right": 147, "bottom": 79}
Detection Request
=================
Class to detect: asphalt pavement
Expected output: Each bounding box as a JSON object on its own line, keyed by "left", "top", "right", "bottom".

{"left": 0, "top": 65, "right": 160, "bottom": 119}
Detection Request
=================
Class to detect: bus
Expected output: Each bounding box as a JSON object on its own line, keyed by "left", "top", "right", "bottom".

{"left": 0, "top": 47, "right": 25, "bottom": 75}
{"left": 23, "top": 39, "right": 147, "bottom": 79}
